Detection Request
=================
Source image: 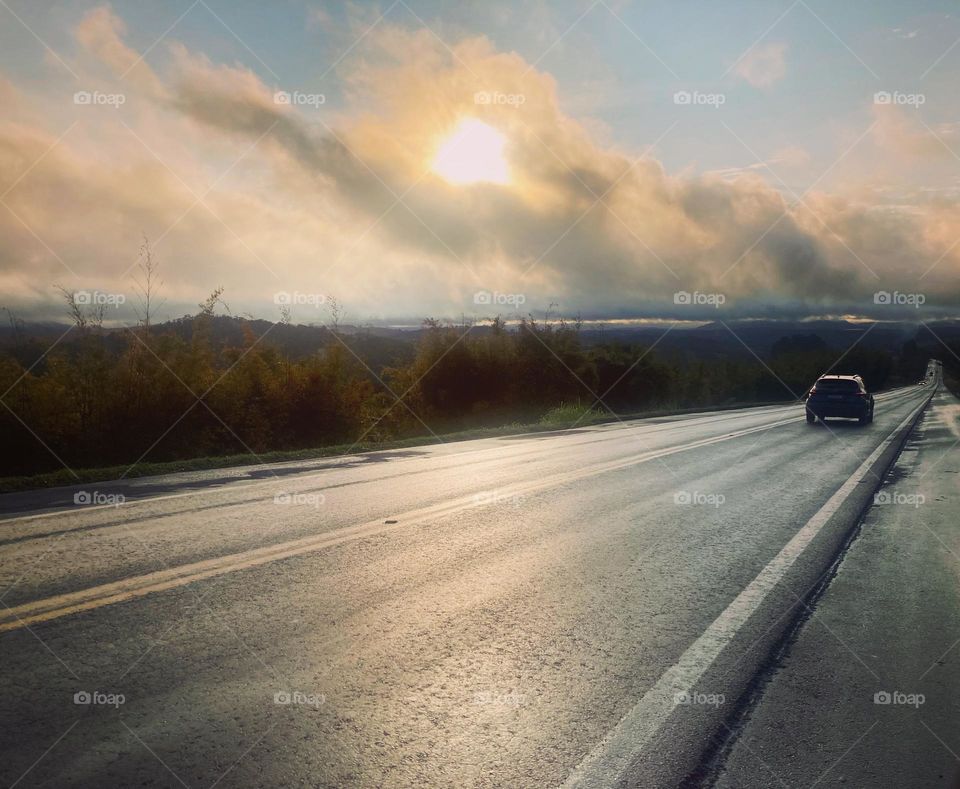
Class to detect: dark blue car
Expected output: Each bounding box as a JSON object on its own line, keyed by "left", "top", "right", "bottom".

{"left": 805, "top": 375, "right": 874, "bottom": 425}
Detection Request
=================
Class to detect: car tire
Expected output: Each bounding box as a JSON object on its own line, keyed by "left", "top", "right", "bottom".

{"left": 806, "top": 410, "right": 816, "bottom": 424}
{"left": 859, "top": 412, "right": 869, "bottom": 425}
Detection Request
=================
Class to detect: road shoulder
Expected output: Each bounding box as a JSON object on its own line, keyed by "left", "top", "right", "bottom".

{"left": 716, "top": 387, "right": 960, "bottom": 788}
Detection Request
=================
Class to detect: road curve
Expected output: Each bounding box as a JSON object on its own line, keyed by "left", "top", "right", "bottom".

{"left": 0, "top": 384, "right": 935, "bottom": 787}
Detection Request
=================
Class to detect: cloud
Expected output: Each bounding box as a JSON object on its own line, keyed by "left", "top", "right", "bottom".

{"left": 705, "top": 146, "right": 811, "bottom": 180}
{"left": 872, "top": 103, "right": 960, "bottom": 161}
{"left": 74, "top": 6, "right": 166, "bottom": 98}
{"left": 0, "top": 12, "right": 957, "bottom": 324}
{"left": 734, "top": 42, "right": 787, "bottom": 88}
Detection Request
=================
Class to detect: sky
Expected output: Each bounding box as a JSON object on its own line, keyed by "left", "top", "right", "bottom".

{"left": 1, "top": 0, "right": 959, "bottom": 326}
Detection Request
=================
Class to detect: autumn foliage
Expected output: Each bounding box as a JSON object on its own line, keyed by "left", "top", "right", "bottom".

{"left": 0, "top": 275, "right": 924, "bottom": 481}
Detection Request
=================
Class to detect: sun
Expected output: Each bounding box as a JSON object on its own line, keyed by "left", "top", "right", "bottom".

{"left": 431, "top": 119, "right": 510, "bottom": 185}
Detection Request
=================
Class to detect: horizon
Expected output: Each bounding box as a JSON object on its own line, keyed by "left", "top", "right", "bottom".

{"left": 6, "top": 313, "right": 960, "bottom": 335}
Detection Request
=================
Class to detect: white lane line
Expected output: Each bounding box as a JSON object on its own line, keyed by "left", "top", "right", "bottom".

{"left": 561, "top": 395, "right": 929, "bottom": 789}
{"left": 0, "top": 415, "right": 800, "bottom": 633}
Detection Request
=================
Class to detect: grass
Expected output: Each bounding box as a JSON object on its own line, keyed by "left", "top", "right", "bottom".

{"left": 538, "top": 402, "right": 604, "bottom": 427}
{"left": 0, "top": 397, "right": 793, "bottom": 494}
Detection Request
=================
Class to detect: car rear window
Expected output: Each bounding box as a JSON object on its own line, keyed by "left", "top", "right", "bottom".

{"left": 815, "top": 379, "right": 860, "bottom": 392}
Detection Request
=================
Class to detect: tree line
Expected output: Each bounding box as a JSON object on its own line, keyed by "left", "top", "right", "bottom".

{"left": 1, "top": 294, "right": 928, "bottom": 480}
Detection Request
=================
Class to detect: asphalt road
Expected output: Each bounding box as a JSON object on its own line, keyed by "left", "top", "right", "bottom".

{"left": 0, "top": 383, "right": 937, "bottom": 788}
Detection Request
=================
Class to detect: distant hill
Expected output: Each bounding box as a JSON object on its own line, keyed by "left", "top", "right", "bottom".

{"left": 2, "top": 316, "right": 958, "bottom": 372}
{"left": 0, "top": 316, "right": 416, "bottom": 375}
{"left": 579, "top": 319, "right": 960, "bottom": 362}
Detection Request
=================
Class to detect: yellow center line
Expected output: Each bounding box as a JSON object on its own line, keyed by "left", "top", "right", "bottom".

{"left": 0, "top": 414, "right": 799, "bottom": 633}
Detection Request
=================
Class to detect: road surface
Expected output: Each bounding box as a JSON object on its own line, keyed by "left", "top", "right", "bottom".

{"left": 0, "top": 382, "right": 938, "bottom": 787}
{"left": 717, "top": 384, "right": 960, "bottom": 788}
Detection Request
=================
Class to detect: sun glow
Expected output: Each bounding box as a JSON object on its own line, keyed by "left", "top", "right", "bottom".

{"left": 431, "top": 119, "right": 510, "bottom": 185}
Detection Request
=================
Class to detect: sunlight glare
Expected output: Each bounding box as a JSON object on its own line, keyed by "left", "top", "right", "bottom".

{"left": 431, "top": 119, "right": 510, "bottom": 185}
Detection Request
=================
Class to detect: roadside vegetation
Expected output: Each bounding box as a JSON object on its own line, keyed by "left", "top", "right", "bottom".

{"left": 0, "top": 260, "right": 944, "bottom": 486}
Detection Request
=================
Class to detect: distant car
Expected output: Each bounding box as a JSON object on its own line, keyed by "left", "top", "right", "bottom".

{"left": 918, "top": 380, "right": 927, "bottom": 386}
{"left": 805, "top": 375, "right": 874, "bottom": 425}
